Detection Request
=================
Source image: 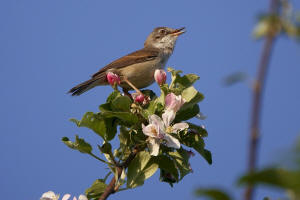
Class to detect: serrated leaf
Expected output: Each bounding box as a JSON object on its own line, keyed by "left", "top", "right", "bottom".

{"left": 175, "top": 74, "right": 200, "bottom": 89}
{"left": 195, "top": 188, "right": 232, "bottom": 200}
{"left": 99, "top": 102, "right": 138, "bottom": 125}
{"left": 175, "top": 104, "right": 200, "bottom": 122}
{"left": 106, "top": 90, "right": 121, "bottom": 103}
{"left": 99, "top": 142, "right": 112, "bottom": 154}
{"left": 143, "top": 97, "right": 164, "bottom": 118}
{"left": 181, "top": 86, "right": 204, "bottom": 110}
{"left": 201, "top": 149, "right": 212, "bottom": 165}
{"left": 111, "top": 95, "right": 132, "bottom": 112}
{"left": 127, "top": 151, "right": 159, "bottom": 188}
{"left": 181, "top": 130, "right": 212, "bottom": 165}
{"left": 85, "top": 179, "right": 107, "bottom": 200}
{"left": 101, "top": 111, "right": 139, "bottom": 125}
{"left": 168, "top": 148, "right": 191, "bottom": 180}
{"left": 157, "top": 155, "right": 179, "bottom": 181}
{"left": 159, "top": 169, "right": 177, "bottom": 187}
{"left": 70, "top": 112, "right": 117, "bottom": 141}
{"left": 168, "top": 67, "right": 182, "bottom": 78}
{"left": 62, "top": 135, "right": 92, "bottom": 154}
{"left": 62, "top": 137, "right": 76, "bottom": 149}
{"left": 168, "top": 67, "right": 200, "bottom": 94}
{"left": 188, "top": 123, "right": 208, "bottom": 137}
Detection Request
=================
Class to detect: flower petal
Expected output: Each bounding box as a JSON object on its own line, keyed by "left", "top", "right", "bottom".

{"left": 172, "top": 123, "right": 189, "bottom": 132}
{"left": 40, "top": 191, "right": 60, "bottom": 200}
{"left": 148, "top": 137, "right": 160, "bottom": 156}
{"left": 164, "top": 134, "right": 180, "bottom": 149}
{"left": 162, "top": 110, "right": 175, "bottom": 127}
{"left": 165, "top": 93, "right": 185, "bottom": 112}
{"left": 149, "top": 114, "right": 165, "bottom": 129}
{"left": 78, "top": 195, "right": 88, "bottom": 200}
{"left": 165, "top": 93, "right": 176, "bottom": 110}
{"left": 154, "top": 69, "right": 167, "bottom": 85}
{"left": 62, "top": 194, "right": 71, "bottom": 200}
{"left": 142, "top": 124, "right": 158, "bottom": 138}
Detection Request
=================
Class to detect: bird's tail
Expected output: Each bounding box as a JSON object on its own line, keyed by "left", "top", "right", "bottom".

{"left": 68, "top": 75, "right": 106, "bottom": 96}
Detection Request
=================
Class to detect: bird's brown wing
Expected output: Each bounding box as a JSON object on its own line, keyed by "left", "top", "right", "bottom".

{"left": 92, "top": 48, "right": 159, "bottom": 78}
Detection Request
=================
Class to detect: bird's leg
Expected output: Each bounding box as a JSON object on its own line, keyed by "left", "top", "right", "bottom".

{"left": 123, "top": 77, "right": 143, "bottom": 95}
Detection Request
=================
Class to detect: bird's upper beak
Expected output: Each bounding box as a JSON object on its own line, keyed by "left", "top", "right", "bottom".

{"left": 170, "top": 27, "right": 186, "bottom": 36}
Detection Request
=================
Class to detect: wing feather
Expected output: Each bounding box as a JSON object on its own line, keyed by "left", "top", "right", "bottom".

{"left": 92, "top": 48, "right": 159, "bottom": 78}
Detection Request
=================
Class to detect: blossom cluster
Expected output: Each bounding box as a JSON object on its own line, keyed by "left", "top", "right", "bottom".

{"left": 40, "top": 191, "right": 87, "bottom": 200}
{"left": 142, "top": 93, "right": 188, "bottom": 156}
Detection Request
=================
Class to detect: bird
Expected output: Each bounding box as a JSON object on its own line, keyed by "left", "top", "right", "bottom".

{"left": 68, "top": 27, "right": 185, "bottom": 96}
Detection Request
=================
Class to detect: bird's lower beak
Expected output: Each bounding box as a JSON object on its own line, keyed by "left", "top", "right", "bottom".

{"left": 170, "top": 27, "right": 186, "bottom": 36}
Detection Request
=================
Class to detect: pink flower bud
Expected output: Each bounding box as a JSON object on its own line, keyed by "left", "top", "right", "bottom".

{"left": 154, "top": 69, "right": 166, "bottom": 85}
{"left": 106, "top": 72, "right": 120, "bottom": 86}
{"left": 165, "top": 93, "right": 185, "bottom": 112}
{"left": 134, "top": 94, "right": 145, "bottom": 103}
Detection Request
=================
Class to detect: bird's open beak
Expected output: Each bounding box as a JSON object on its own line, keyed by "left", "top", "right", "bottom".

{"left": 170, "top": 27, "right": 186, "bottom": 36}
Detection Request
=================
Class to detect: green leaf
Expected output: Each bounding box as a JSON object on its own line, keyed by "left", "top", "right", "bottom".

{"left": 143, "top": 97, "right": 164, "bottom": 118}
{"left": 168, "top": 67, "right": 182, "bottom": 80}
{"left": 106, "top": 90, "right": 121, "bottom": 103}
{"left": 102, "top": 111, "right": 139, "bottom": 125}
{"left": 85, "top": 179, "right": 107, "bottom": 200}
{"left": 181, "top": 86, "right": 204, "bottom": 109}
{"left": 175, "top": 73, "right": 200, "bottom": 89}
{"left": 127, "top": 151, "right": 159, "bottom": 188}
{"left": 157, "top": 155, "right": 179, "bottom": 181}
{"left": 99, "top": 142, "right": 112, "bottom": 154}
{"left": 168, "top": 148, "right": 191, "bottom": 180}
{"left": 238, "top": 168, "right": 300, "bottom": 193}
{"left": 111, "top": 95, "right": 132, "bottom": 112}
{"left": 62, "top": 135, "right": 92, "bottom": 154}
{"left": 99, "top": 104, "right": 139, "bottom": 125}
{"left": 188, "top": 123, "right": 208, "bottom": 137}
{"left": 195, "top": 188, "right": 232, "bottom": 200}
{"left": 168, "top": 67, "right": 200, "bottom": 94}
{"left": 141, "top": 89, "right": 157, "bottom": 100}
{"left": 70, "top": 112, "right": 117, "bottom": 141}
{"left": 252, "top": 14, "right": 282, "bottom": 39}
{"left": 175, "top": 104, "right": 200, "bottom": 122}
{"left": 159, "top": 169, "right": 177, "bottom": 187}
{"left": 181, "top": 130, "right": 212, "bottom": 165}
{"left": 201, "top": 149, "right": 212, "bottom": 165}
{"left": 223, "top": 72, "right": 248, "bottom": 86}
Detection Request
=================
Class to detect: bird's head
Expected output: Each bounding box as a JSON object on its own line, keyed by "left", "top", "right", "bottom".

{"left": 144, "top": 27, "right": 185, "bottom": 54}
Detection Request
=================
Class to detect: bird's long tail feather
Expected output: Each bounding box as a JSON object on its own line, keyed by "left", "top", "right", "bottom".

{"left": 68, "top": 75, "right": 106, "bottom": 96}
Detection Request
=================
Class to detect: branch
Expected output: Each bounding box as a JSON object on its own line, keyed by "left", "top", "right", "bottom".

{"left": 98, "top": 147, "right": 140, "bottom": 200}
{"left": 244, "top": 0, "right": 279, "bottom": 199}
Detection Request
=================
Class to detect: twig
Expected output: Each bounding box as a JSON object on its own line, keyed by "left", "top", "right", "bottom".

{"left": 244, "top": 0, "right": 279, "bottom": 199}
{"left": 88, "top": 152, "right": 114, "bottom": 166}
{"left": 98, "top": 147, "right": 140, "bottom": 200}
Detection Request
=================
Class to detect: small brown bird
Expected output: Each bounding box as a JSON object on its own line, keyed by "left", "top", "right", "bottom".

{"left": 68, "top": 27, "right": 185, "bottom": 96}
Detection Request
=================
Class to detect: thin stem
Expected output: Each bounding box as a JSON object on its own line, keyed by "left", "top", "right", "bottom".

{"left": 244, "top": 0, "right": 279, "bottom": 199}
{"left": 98, "top": 147, "right": 140, "bottom": 200}
{"left": 88, "top": 152, "right": 114, "bottom": 166}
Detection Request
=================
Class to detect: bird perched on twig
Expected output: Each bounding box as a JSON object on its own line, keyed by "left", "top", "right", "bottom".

{"left": 68, "top": 27, "right": 185, "bottom": 96}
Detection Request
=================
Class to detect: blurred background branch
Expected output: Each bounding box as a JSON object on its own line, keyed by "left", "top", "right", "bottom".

{"left": 245, "top": 0, "right": 279, "bottom": 199}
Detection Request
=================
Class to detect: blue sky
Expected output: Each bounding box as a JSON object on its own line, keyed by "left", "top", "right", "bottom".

{"left": 1, "top": 0, "right": 300, "bottom": 199}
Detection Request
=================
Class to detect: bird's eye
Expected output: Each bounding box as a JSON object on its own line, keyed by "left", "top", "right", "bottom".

{"left": 159, "top": 29, "right": 166, "bottom": 34}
